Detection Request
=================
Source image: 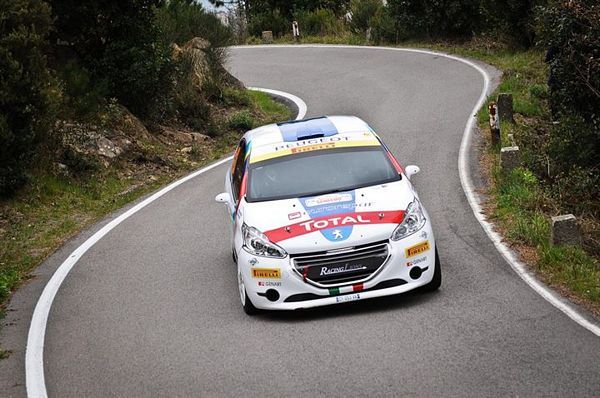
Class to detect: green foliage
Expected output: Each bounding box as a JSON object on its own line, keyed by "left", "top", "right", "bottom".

{"left": 538, "top": 1, "right": 599, "bottom": 122}
{"left": 536, "top": 1, "right": 599, "bottom": 216}
{"left": 248, "top": 9, "right": 289, "bottom": 38}
{"left": 294, "top": 8, "right": 344, "bottom": 37}
{"left": 369, "top": 7, "right": 399, "bottom": 43}
{"left": 545, "top": 115, "right": 599, "bottom": 215}
{"left": 538, "top": 245, "right": 600, "bottom": 303}
{"left": 155, "top": 0, "right": 233, "bottom": 48}
{"left": 480, "top": 0, "right": 544, "bottom": 47}
{"left": 171, "top": 56, "right": 214, "bottom": 132}
{"left": 349, "top": 0, "right": 382, "bottom": 34}
{"left": 0, "top": 268, "right": 20, "bottom": 304}
{"left": 0, "top": 0, "right": 57, "bottom": 196}
{"left": 222, "top": 88, "right": 252, "bottom": 107}
{"left": 50, "top": 0, "right": 173, "bottom": 117}
{"left": 386, "top": 0, "right": 481, "bottom": 39}
{"left": 58, "top": 60, "right": 108, "bottom": 118}
{"left": 228, "top": 110, "right": 254, "bottom": 130}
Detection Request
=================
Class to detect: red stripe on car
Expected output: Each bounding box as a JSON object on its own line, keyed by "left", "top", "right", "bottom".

{"left": 264, "top": 210, "right": 405, "bottom": 243}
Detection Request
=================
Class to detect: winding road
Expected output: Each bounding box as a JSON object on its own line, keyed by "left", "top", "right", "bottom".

{"left": 2, "top": 45, "right": 599, "bottom": 397}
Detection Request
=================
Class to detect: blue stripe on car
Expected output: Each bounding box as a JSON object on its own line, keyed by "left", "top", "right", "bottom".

{"left": 277, "top": 116, "right": 338, "bottom": 142}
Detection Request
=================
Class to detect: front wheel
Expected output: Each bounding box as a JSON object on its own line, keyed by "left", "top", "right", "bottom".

{"left": 420, "top": 246, "right": 442, "bottom": 292}
{"left": 238, "top": 269, "right": 259, "bottom": 315}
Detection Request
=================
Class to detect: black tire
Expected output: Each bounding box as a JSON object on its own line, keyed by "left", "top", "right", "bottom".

{"left": 232, "top": 247, "right": 238, "bottom": 264}
{"left": 421, "top": 246, "right": 442, "bottom": 292}
{"left": 237, "top": 269, "right": 260, "bottom": 315}
{"left": 242, "top": 290, "right": 260, "bottom": 316}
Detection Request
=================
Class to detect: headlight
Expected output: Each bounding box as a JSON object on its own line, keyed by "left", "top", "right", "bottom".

{"left": 391, "top": 199, "right": 426, "bottom": 241}
{"left": 242, "top": 224, "right": 287, "bottom": 258}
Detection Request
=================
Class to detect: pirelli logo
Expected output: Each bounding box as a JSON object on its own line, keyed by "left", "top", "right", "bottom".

{"left": 251, "top": 268, "right": 281, "bottom": 279}
{"left": 291, "top": 143, "right": 335, "bottom": 153}
{"left": 405, "top": 241, "right": 430, "bottom": 258}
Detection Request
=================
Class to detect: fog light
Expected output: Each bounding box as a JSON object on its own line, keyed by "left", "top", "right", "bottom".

{"left": 266, "top": 289, "right": 280, "bottom": 302}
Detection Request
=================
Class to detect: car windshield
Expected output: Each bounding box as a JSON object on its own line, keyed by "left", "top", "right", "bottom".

{"left": 247, "top": 146, "right": 400, "bottom": 202}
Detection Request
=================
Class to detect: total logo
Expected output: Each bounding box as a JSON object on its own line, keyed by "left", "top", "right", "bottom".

{"left": 258, "top": 281, "right": 282, "bottom": 287}
{"left": 299, "top": 215, "right": 371, "bottom": 232}
{"left": 407, "top": 256, "right": 427, "bottom": 267}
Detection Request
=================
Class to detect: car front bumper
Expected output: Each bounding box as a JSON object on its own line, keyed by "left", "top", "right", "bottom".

{"left": 238, "top": 222, "right": 437, "bottom": 310}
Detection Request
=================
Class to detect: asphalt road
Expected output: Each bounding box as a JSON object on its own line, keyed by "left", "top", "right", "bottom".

{"left": 2, "top": 46, "right": 599, "bottom": 397}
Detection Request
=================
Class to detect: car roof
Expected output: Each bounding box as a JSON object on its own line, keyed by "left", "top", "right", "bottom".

{"left": 244, "top": 116, "right": 383, "bottom": 164}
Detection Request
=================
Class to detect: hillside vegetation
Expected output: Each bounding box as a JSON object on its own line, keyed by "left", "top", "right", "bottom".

{"left": 0, "top": 0, "right": 292, "bottom": 334}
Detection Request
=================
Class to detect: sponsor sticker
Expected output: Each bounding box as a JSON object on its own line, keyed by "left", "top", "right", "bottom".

{"left": 405, "top": 241, "right": 430, "bottom": 258}
{"left": 305, "top": 193, "right": 353, "bottom": 207}
{"left": 291, "top": 143, "right": 335, "bottom": 154}
{"left": 406, "top": 255, "right": 427, "bottom": 267}
{"left": 251, "top": 268, "right": 281, "bottom": 279}
{"left": 258, "top": 281, "right": 282, "bottom": 287}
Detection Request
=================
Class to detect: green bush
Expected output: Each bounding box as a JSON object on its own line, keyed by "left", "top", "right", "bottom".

{"left": 349, "top": 0, "right": 382, "bottom": 35}
{"left": 480, "top": 0, "right": 543, "bottom": 47}
{"left": 0, "top": 0, "right": 57, "bottom": 196}
{"left": 155, "top": 0, "right": 233, "bottom": 48}
{"left": 536, "top": 1, "right": 599, "bottom": 215}
{"left": 370, "top": 6, "right": 399, "bottom": 43}
{"left": 248, "top": 9, "right": 289, "bottom": 38}
{"left": 59, "top": 60, "right": 108, "bottom": 118}
{"left": 171, "top": 57, "right": 213, "bottom": 132}
{"left": 538, "top": 1, "right": 599, "bottom": 122}
{"left": 295, "top": 8, "right": 344, "bottom": 36}
{"left": 228, "top": 111, "right": 254, "bottom": 130}
{"left": 50, "top": 0, "right": 174, "bottom": 117}
{"left": 385, "top": 0, "right": 480, "bottom": 39}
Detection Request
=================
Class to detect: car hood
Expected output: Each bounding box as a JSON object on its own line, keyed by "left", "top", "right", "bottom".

{"left": 241, "top": 179, "right": 415, "bottom": 254}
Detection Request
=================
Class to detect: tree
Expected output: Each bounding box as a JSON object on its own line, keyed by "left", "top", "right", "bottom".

{"left": 0, "top": 0, "right": 57, "bottom": 195}
{"left": 50, "top": 0, "right": 173, "bottom": 117}
{"left": 386, "top": 0, "right": 480, "bottom": 38}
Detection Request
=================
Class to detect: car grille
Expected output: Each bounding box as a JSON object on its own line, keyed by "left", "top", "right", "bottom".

{"left": 291, "top": 240, "right": 390, "bottom": 287}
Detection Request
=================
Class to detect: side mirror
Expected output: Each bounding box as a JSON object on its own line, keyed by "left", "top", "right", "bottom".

{"left": 404, "top": 165, "right": 420, "bottom": 180}
{"left": 215, "top": 192, "right": 232, "bottom": 205}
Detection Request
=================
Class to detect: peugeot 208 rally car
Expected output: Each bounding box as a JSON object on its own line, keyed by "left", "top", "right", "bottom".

{"left": 215, "top": 116, "right": 441, "bottom": 314}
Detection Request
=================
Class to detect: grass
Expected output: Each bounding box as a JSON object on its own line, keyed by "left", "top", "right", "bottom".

{"left": 0, "top": 89, "right": 292, "bottom": 352}
{"left": 491, "top": 167, "right": 600, "bottom": 307}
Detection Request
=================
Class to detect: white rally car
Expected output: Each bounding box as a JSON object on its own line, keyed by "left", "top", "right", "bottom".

{"left": 215, "top": 116, "right": 441, "bottom": 314}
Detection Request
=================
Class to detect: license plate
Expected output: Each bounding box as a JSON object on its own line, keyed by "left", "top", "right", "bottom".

{"left": 335, "top": 293, "right": 361, "bottom": 303}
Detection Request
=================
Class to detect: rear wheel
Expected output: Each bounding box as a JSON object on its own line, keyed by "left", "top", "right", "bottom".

{"left": 238, "top": 268, "right": 259, "bottom": 315}
{"left": 232, "top": 247, "right": 238, "bottom": 264}
{"left": 421, "top": 246, "right": 442, "bottom": 292}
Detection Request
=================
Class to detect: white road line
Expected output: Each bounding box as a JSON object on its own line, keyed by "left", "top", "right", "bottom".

{"left": 25, "top": 88, "right": 306, "bottom": 398}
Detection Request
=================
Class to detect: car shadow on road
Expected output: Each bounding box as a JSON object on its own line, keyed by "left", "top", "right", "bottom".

{"left": 260, "top": 289, "right": 441, "bottom": 322}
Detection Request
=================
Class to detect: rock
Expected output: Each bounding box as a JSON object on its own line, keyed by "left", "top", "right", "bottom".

{"left": 262, "top": 31, "right": 273, "bottom": 43}
{"left": 96, "top": 137, "right": 122, "bottom": 158}
{"left": 181, "top": 146, "right": 193, "bottom": 154}
{"left": 158, "top": 126, "right": 210, "bottom": 144}
{"left": 500, "top": 146, "right": 521, "bottom": 173}
{"left": 177, "top": 37, "right": 210, "bottom": 89}
{"left": 497, "top": 93, "right": 514, "bottom": 123}
{"left": 551, "top": 214, "right": 581, "bottom": 246}
{"left": 189, "top": 132, "right": 209, "bottom": 142}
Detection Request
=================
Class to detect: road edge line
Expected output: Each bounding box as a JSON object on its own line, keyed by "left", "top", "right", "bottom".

{"left": 24, "top": 88, "right": 307, "bottom": 398}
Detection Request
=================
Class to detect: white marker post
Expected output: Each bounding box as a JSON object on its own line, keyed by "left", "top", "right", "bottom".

{"left": 292, "top": 21, "right": 300, "bottom": 41}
